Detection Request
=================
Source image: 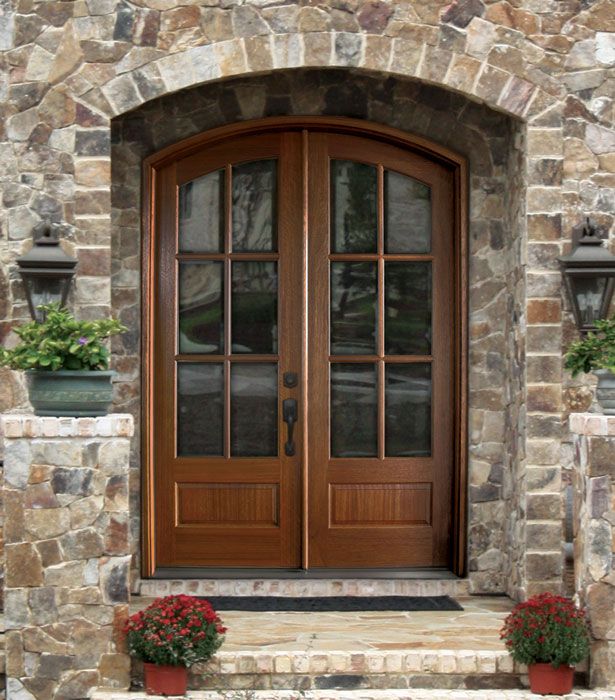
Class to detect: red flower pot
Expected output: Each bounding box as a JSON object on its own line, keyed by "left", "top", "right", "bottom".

{"left": 143, "top": 663, "right": 188, "bottom": 696}
{"left": 528, "top": 663, "right": 574, "bottom": 695}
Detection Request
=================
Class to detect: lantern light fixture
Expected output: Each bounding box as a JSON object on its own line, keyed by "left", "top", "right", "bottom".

{"left": 17, "top": 222, "right": 77, "bottom": 322}
{"left": 559, "top": 218, "right": 615, "bottom": 333}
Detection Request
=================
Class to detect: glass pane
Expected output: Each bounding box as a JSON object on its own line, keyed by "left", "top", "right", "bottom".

{"left": 331, "top": 160, "right": 377, "bottom": 253}
{"left": 231, "top": 364, "right": 278, "bottom": 457}
{"left": 384, "top": 171, "right": 431, "bottom": 253}
{"left": 179, "top": 262, "right": 223, "bottom": 354}
{"left": 331, "top": 262, "right": 377, "bottom": 355}
{"left": 385, "top": 262, "right": 431, "bottom": 355}
{"left": 232, "top": 262, "right": 278, "bottom": 354}
{"left": 178, "top": 170, "right": 224, "bottom": 253}
{"left": 232, "top": 160, "right": 277, "bottom": 252}
{"left": 386, "top": 364, "right": 431, "bottom": 457}
{"left": 331, "top": 363, "right": 377, "bottom": 457}
{"left": 572, "top": 276, "right": 607, "bottom": 327}
{"left": 177, "top": 363, "right": 223, "bottom": 456}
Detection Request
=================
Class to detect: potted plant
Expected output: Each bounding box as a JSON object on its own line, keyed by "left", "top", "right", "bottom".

{"left": 0, "top": 303, "right": 126, "bottom": 417}
{"left": 500, "top": 593, "right": 589, "bottom": 695}
{"left": 565, "top": 316, "right": 615, "bottom": 414}
{"left": 124, "top": 594, "right": 226, "bottom": 696}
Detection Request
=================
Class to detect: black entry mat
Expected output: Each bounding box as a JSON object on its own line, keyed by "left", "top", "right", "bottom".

{"left": 202, "top": 595, "right": 463, "bottom": 612}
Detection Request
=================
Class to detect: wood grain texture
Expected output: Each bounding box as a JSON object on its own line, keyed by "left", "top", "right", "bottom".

{"left": 142, "top": 118, "right": 467, "bottom": 575}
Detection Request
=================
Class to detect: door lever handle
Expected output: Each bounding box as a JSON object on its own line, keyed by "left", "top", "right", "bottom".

{"left": 283, "top": 398, "right": 297, "bottom": 456}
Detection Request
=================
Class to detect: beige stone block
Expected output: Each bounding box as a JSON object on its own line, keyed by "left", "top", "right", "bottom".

{"left": 214, "top": 39, "right": 247, "bottom": 78}
{"left": 403, "top": 650, "right": 422, "bottom": 672}
{"left": 304, "top": 32, "right": 332, "bottom": 67}
{"left": 465, "top": 17, "right": 497, "bottom": 60}
{"left": 526, "top": 521, "right": 563, "bottom": 550}
{"left": 475, "top": 64, "right": 510, "bottom": 105}
{"left": 419, "top": 46, "right": 452, "bottom": 85}
{"left": 526, "top": 440, "right": 561, "bottom": 466}
{"left": 273, "top": 33, "right": 304, "bottom": 69}
{"left": 528, "top": 128, "right": 563, "bottom": 157}
{"left": 362, "top": 34, "right": 392, "bottom": 72}
{"left": 527, "top": 186, "right": 563, "bottom": 213}
{"left": 245, "top": 35, "right": 274, "bottom": 72}
{"left": 273, "top": 654, "right": 291, "bottom": 673}
{"left": 476, "top": 651, "right": 497, "bottom": 673}
{"left": 527, "top": 325, "right": 562, "bottom": 354}
{"left": 526, "top": 492, "right": 562, "bottom": 520}
{"left": 75, "top": 159, "right": 111, "bottom": 188}
{"left": 447, "top": 55, "right": 482, "bottom": 93}
{"left": 456, "top": 649, "right": 477, "bottom": 673}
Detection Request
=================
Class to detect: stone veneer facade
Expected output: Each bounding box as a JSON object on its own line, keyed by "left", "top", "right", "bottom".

{"left": 571, "top": 413, "right": 615, "bottom": 690}
{"left": 1, "top": 414, "right": 133, "bottom": 699}
{"left": 0, "top": 0, "right": 614, "bottom": 608}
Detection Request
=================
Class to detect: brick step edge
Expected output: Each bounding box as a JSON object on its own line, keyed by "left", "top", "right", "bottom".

{"left": 93, "top": 690, "right": 615, "bottom": 700}
{"left": 137, "top": 579, "right": 469, "bottom": 598}
{"left": 168, "top": 650, "right": 522, "bottom": 675}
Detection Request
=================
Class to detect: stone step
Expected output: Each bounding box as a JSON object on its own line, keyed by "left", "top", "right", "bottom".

{"left": 137, "top": 578, "right": 469, "bottom": 598}
{"left": 130, "top": 649, "right": 531, "bottom": 692}
{"left": 94, "top": 689, "right": 614, "bottom": 699}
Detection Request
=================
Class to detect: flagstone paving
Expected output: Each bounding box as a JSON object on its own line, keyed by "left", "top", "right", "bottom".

{"left": 131, "top": 596, "right": 513, "bottom": 654}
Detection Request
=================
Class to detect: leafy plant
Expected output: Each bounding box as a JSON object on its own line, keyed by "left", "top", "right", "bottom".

{"left": 124, "top": 594, "right": 226, "bottom": 667}
{"left": 564, "top": 317, "right": 615, "bottom": 376}
{"left": 500, "top": 593, "right": 589, "bottom": 668}
{"left": 0, "top": 303, "right": 126, "bottom": 371}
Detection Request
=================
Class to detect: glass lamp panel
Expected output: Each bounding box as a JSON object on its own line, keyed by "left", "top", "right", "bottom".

{"left": 177, "top": 363, "right": 224, "bottom": 456}
{"left": 232, "top": 160, "right": 277, "bottom": 252}
{"left": 330, "top": 363, "right": 378, "bottom": 457}
{"left": 572, "top": 276, "right": 608, "bottom": 327}
{"left": 330, "top": 160, "right": 377, "bottom": 253}
{"left": 384, "top": 170, "right": 431, "bottom": 253}
{"left": 231, "top": 262, "right": 278, "bottom": 354}
{"left": 385, "top": 364, "right": 432, "bottom": 457}
{"left": 385, "top": 262, "right": 432, "bottom": 355}
{"left": 178, "top": 262, "right": 223, "bottom": 354}
{"left": 231, "top": 363, "right": 278, "bottom": 457}
{"left": 25, "top": 276, "right": 65, "bottom": 320}
{"left": 178, "top": 170, "right": 224, "bottom": 253}
{"left": 330, "top": 262, "right": 377, "bottom": 355}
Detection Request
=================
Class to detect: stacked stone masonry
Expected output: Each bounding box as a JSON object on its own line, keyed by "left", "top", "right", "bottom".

{"left": 1, "top": 414, "right": 133, "bottom": 700}
{"left": 570, "top": 414, "right": 615, "bottom": 690}
{"left": 0, "top": 0, "right": 613, "bottom": 606}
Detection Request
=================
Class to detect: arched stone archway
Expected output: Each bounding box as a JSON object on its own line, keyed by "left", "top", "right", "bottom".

{"left": 109, "top": 67, "right": 532, "bottom": 596}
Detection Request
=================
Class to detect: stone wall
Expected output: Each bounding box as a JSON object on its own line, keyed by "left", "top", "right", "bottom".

{"left": 1, "top": 414, "right": 133, "bottom": 699}
{"left": 0, "top": 0, "right": 614, "bottom": 599}
{"left": 571, "top": 413, "right": 615, "bottom": 690}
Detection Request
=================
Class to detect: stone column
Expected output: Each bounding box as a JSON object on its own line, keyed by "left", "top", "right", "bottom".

{"left": 1, "top": 414, "right": 133, "bottom": 699}
{"left": 570, "top": 413, "right": 615, "bottom": 690}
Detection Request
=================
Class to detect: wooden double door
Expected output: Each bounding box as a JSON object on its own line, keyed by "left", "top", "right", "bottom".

{"left": 147, "top": 122, "right": 460, "bottom": 572}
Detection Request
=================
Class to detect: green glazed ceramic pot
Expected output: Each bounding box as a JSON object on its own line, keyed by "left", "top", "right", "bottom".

{"left": 595, "top": 369, "right": 615, "bottom": 416}
{"left": 26, "top": 370, "right": 115, "bottom": 417}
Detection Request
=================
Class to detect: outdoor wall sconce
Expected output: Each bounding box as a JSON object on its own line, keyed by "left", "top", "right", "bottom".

{"left": 559, "top": 218, "right": 615, "bottom": 333}
{"left": 17, "top": 222, "right": 77, "bottom": 322}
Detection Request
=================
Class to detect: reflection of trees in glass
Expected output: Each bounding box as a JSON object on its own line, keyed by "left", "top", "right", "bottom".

{"left": 179, "top": 262, "right": 223, "bottom": 353}
{"left": 385, "top": 263, "right": 431, "bottom": 355}
{"left": 232, "top": 160, "right": 277, "bottom": 252}
{"left": 331, "top": 364, "right": 378, "bottom": 457}
{"left": 331, "top": 263, "right": 377, "bottom": 354}
{"left": 177, "top": 364, "right": 224, "bottom": 455}
{"left": 385, "top": 170, "right": 431, "bottom": 254}
{"left": 178, "top": 170, "right": 224, "bottom": 253}
{"left": 385, "top": 364, "right": 431, "bottom": 457}
{"left": 331, "top": 161, "right": 377, "bottom": 253}
{"left": 232, "top": 262, "right": 278, "bottom": 354}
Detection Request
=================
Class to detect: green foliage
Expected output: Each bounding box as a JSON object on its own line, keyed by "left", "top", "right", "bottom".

{"left": 564, "top": 317, "right": 615, "bottom": 376}
{"left": 124, "top": 595, "right": 226, "bottom": 667}
{"left": 500, "top": 593, "right": 589, "bottom": 668}
{"left": 0, "top": 304, "right": 126, "bottom": 372}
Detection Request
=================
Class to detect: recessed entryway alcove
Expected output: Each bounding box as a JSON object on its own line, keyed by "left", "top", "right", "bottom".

{"left": 110, "top": 68, "right": 526, "bottom": 594}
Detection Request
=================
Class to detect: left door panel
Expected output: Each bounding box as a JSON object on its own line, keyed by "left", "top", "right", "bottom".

{"left": 151, "top": 132, "right": 303, "bottom": 568}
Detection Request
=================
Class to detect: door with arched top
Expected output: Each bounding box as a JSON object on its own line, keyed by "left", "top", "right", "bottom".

{"left": 144, "top": 120, "right": 465, "bottom": 574}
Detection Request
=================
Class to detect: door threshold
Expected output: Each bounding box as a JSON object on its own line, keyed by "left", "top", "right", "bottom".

{"left": 149, "top": 567, "right": 460, "bottom": 580}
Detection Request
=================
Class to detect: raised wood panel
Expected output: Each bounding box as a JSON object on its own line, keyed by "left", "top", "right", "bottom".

{"left": 176, "top": 483, "right": 279, "bottom": 526}
{"left": 329, "top": 483, "right": 432, "bottom": 526}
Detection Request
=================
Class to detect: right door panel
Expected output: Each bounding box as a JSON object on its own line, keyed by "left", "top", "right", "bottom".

{"left": 307, "top": 133, "right": 455, "bottom": 568}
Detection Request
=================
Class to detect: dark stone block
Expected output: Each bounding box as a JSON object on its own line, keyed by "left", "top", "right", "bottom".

{"left": 37, "top": 653, "right": 74, "bottom": 680}
{"left": 315, "top": 675, "right": 365, "bottom": 689}
{"left": 114, "top": 2, "right": 134, "bottom": 41}
{"left": 441, "top": 0, "right": 485, "bottom": 28}
{"left": 75, "top": 130, "right": 111, "bottom": 156}
{"left": 51, "top": 468, "right": 93, "bottom": 496}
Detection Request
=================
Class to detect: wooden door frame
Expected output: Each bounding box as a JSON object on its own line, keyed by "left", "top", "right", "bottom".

{"left": 140, "top": 116, "right": 468, "bottom": 578}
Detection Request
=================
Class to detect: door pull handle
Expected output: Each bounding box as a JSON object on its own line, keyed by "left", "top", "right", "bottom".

{"left": 283, "top": 398, "right": 297, "bottom": 456}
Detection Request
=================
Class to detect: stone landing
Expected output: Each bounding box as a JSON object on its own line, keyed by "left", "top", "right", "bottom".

{"left": 127, "top": 596, "right": 580, "bottom": 692}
